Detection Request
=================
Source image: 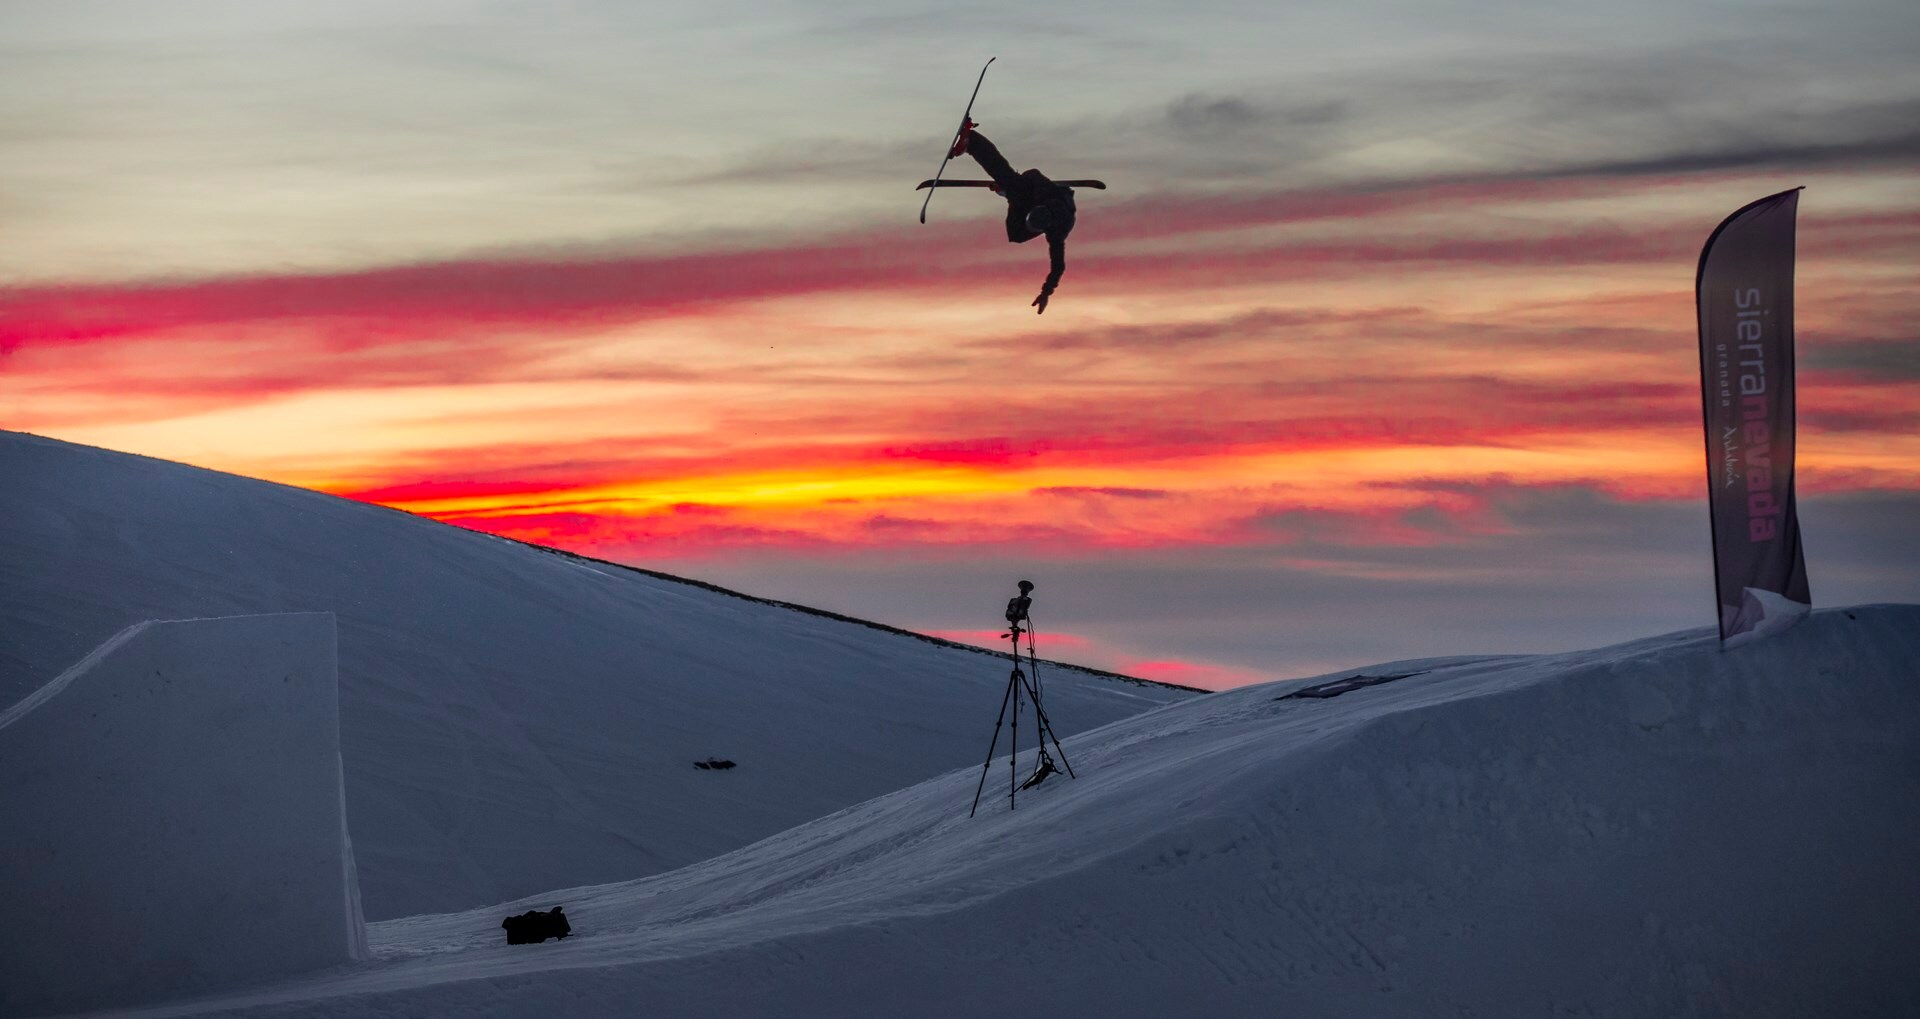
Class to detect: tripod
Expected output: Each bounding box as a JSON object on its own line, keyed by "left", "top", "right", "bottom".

{"left": 969, "top": 598, "right": 1075, "bottom": 817}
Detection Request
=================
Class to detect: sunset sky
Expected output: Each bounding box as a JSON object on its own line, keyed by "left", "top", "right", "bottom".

{"left": 5, "top": 0, "right": 1917, "bottom": 687}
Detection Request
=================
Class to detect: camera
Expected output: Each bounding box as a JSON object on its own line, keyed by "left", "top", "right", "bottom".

{"left": 1004, "top": 580, "right": 1034, "bottom": 626}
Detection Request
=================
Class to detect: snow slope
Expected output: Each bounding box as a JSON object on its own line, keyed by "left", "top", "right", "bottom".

{"left": 0, "top": 614, "right": 365, "bottom": 1017}
{"left": 92, "top": 604, "right": 1920, "bottom": 1019}
{"left": 0, "top": 431, "right": 1194, "bottom": 920}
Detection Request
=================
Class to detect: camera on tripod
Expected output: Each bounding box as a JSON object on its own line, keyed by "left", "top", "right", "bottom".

{"left": 972, "top": 579, "right": 1073, "bottom": 816}
{"left": 1005, "top": 580, "right": 1034, "bottom": 628}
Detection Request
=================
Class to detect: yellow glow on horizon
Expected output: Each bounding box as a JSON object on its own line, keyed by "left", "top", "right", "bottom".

{"left": 364, "top": 426, "right": 1726, "bottom": 532}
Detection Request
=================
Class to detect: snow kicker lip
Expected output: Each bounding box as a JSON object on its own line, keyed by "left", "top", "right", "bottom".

{"left": 1276, "top": 671, "right": 1427, "bottom": 701}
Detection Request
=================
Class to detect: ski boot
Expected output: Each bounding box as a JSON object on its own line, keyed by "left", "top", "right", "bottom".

{"left": 947, "top": 117, "right": 976, "bottom": 159}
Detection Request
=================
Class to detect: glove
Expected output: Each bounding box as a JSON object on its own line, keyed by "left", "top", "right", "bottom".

{"left": 1032, "top": 290, "right": 1050, "bottom": 315}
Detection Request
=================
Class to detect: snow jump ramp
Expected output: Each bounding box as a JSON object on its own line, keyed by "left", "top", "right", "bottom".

{"left": 0, "top": 613, "right": 366, "bottom": 1017}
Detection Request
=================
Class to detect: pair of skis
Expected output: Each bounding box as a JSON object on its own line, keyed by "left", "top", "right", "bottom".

{"left": 917, "top": 179, "right": 1108, "bottom": 192}
{"left": 917, "top": 57, "right": 1105, "bottom": 222}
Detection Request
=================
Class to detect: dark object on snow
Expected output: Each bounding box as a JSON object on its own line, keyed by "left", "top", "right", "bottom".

{"left": 1019, "top": 750, "right": 1059, "bottom": 790}
{"left": 501, "top": 906, "right": 571, "bottom": 945}
{"left": 1277, "top": 672, "right": 1425, "bottom": 701}
{"left": 693, "top": 758, "right": 736, "bottom": 770}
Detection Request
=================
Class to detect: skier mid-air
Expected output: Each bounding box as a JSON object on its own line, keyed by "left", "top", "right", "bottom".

{"left": 917, "top": 59, "right": 1104, "bottom": 314}
{"left": 947, "top": 119, "right": 1076, "bottom": 314}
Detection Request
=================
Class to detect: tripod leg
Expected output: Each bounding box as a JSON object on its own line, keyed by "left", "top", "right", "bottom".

{"left": 1019, "top": 670, "right": 1077, "bottom": 779}
{"left": 1010, "top": 668, "right": 1020, "bottom": 809}
{"left": 969, "top": 668, "right": 1018, "bottom": 818}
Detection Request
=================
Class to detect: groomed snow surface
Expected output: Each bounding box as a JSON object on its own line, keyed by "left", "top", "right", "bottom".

{"left": 40, "top": 603, "right": 1902, "bottom": 1019}
{"left": 4, "top": 432, "right": 1917, "bottom": 1017}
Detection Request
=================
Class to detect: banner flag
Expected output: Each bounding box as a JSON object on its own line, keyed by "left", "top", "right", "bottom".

{"left": 1696, "top": 187, "right": 1811, "bottom": 647}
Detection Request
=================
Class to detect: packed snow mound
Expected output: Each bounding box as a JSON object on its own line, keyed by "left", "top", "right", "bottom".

{"left": 0, "top": 614, "right": 365, "bottom": 1018}
{"left": 106, "top": 605, "right": 1920, "bottom": 1019}
{"left": 0, "top": 431, "right": 1194, "bottom": 921}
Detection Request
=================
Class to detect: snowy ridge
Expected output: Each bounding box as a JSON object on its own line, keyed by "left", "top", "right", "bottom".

{"left": 0, "top": 430, "right": 1196, "bottom": 922}
{"left": 516, "top": 540, "right": 1188, "bottom": 692}
{"left": 98, "top": 604, "right": 1920, "bottom": 1019}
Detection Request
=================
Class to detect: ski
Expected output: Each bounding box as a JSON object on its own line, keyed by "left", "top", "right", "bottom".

{"left": 916, "top": 179, "right": 1106, "bottom": 191}
{"left": 918, "top": 57, "right": 996, "bottom": 225}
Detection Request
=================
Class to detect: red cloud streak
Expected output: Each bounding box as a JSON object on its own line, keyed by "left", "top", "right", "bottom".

{"left": 9, "top": 176, "right": 1912, "bottom": 354}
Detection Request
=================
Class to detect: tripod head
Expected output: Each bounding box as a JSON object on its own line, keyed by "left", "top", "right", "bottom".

{"left": 1004, "top": 579, "right": 1034, "bottom": 629}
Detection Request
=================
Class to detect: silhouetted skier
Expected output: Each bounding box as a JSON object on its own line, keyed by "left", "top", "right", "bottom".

{"left": 949, "top": 120, "right": 1076, "bottom": 314}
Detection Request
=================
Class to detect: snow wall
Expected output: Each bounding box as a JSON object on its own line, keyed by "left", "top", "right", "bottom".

{"left": 0, "top": 613, "right": 366, "bottom": 1018}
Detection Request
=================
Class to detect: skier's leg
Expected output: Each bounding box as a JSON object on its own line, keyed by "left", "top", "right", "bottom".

{"left": 965, "top": 131, "right": 1021, "bottom": 189}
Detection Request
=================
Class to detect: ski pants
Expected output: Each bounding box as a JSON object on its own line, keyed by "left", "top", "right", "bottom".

{"left": 966, "top": 132, "right": 1050, "bottom": 243}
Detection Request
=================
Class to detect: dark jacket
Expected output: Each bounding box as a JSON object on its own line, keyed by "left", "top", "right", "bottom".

{"left": 1002, "top": 172, "right": 1076, "bottom": 298}
{"left": 966, "top": 134, "right": 1077, "bottom": 298}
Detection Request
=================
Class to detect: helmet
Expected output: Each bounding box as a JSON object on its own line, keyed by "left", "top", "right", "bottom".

{"left": 1023, "top": 203, "right": 1055, "bottom": 234}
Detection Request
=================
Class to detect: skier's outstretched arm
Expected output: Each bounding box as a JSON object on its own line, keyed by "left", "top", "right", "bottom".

{"left": 1033, "top": 233, "right": 1066, "bottom": 314}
